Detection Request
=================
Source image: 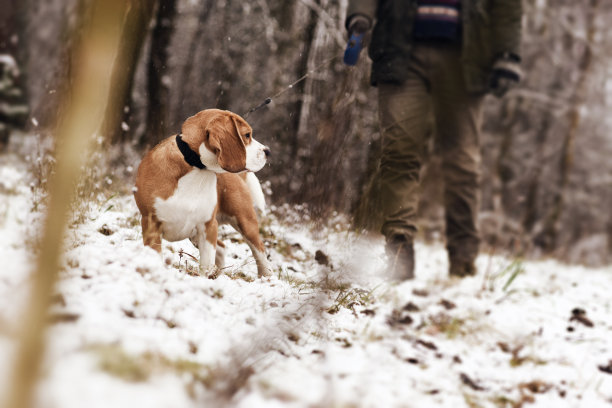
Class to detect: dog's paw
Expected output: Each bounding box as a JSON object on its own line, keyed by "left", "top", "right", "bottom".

{"left": 203, "top": 265, "right": 220, "bottom": 280}
{"left": 257, "top": 263, "right": 273, "bottom": 278}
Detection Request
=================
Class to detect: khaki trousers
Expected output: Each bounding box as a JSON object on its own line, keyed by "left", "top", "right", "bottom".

{"left": 377, "top": 42, "right": 484, "bottom": 263}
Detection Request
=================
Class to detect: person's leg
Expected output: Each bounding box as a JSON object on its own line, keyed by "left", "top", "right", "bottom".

{"left": 430, "top": 45, "right": 484, "bottom": 276}
{"left": 377, "top": 47, "right": 432, "bottom": 278}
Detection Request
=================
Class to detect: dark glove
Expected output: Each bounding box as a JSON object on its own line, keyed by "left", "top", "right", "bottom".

{"left": 489, "top": 53, "right": 522, "bottom": 98}
{"left": 347, "top": 14, "right": 371, "bottom": 37}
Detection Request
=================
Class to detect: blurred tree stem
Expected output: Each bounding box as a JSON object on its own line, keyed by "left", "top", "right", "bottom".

{"left": 101, "top": 0, "right": 154, "bottom": 144}
{"left": 143, "top": 0, "right": 177, "bottom": 146}
{"left": 2, "top": 1, "right": 126, "bottom": 407}
{"left": 536, "top": 0, "right": 599, "bottom": 250}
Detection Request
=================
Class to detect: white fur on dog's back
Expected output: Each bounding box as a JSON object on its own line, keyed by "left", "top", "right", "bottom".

{"left": 245, "top": 172, "right": 266, "bottom": 216}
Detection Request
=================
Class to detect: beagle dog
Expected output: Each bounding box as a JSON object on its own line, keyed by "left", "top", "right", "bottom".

{"left": 134, "top": 109, "right": 272, "bottom": 277}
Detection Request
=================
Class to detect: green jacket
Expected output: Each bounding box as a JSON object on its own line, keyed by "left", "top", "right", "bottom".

{"left": 346, "top": 0, "right": 522, "bottom": 93}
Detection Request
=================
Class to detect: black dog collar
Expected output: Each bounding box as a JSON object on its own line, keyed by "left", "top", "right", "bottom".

{"left": 176, "top": 134, "right": 206, "bottom": 169}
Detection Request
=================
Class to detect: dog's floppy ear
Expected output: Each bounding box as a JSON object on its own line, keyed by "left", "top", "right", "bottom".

{"left": 182, "top": 110, "right": 247, "bottom": 173}
{"left": 206, "top": 115, "right": 246, "bottom": 173}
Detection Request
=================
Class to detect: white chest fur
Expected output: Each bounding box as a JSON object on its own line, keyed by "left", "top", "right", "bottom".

{"left": 154, "top": 169, "right": 217, "bottom": 242}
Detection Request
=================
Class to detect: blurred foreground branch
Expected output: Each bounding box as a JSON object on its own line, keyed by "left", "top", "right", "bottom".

{"left": 2, "top": 1, "right": 126, "bottom": 407}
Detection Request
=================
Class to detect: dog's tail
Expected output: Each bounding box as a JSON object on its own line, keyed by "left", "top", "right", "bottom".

{"left": 245, "top": 172, "right": 267, "bottom": 216}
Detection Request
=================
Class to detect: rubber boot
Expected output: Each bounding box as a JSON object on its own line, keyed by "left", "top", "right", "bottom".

{"left": 449, "top": 258, "right": 477, "bottom": 277}
{"left": 385, "top": 235, "right": 415, "bottom": 280}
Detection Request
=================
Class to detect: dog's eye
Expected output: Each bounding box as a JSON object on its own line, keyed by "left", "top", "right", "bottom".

{"left": 244, "top": 133, "right": 251, "bottom": 139}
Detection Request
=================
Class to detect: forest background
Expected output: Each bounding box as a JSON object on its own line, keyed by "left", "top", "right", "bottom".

{"left": 1, "top": 0, "right": 611, "bottom": 266}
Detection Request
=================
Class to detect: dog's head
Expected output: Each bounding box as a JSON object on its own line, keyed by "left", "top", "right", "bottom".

{"left": 180, "top": 109, "right": 270, "bottom": 173}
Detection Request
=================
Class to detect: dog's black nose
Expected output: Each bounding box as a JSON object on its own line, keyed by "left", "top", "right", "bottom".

{"left": 264, "top": 147, "right": 271, "bottom": 157}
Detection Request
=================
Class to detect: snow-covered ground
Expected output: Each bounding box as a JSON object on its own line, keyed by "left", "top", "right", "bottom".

{"left": 0, "top": 147, "right": 611, "bottom": 408}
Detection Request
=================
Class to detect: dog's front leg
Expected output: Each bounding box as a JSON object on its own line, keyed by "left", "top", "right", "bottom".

{"left": 196, "top": 218, "right": 218, "bottom": 275}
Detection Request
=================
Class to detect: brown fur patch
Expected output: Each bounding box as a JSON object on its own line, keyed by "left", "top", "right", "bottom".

{"left": 207, "top": 119, "right": 246, "bottom": 172}
{"left": 181, "top": 110, "right": 248, "bottom": 173}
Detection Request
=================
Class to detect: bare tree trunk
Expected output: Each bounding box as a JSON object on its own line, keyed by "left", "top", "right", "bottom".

{"left": 297, "top": 67, "right": 361, "bottom": 216}
{"left": 535, "top": 0, "right": 599, "bottom": 251}
{"left": 495, "top": 100, "right": 519, "bottom": 217}
{"left": 285, "top": 0, "right": 323, "bottom": 200}
{"left": 101, "top": 0, "right": 155, "bottom": 144}
{"left": 176, "top": 0, "right": 215, "bottom": 119}
{"left": 0, "top": 0, "right": 25, "bottom": 64}
{"left": 519, "top": 64, "right": 564, "bottom": 235}
{"left": 1, "top": 2, "right": 126, "bottom": 407}
{"left": 211, "top": 0, "right": 237, "bottom": 110}
{"left": 521, "top": 111, "right": 552, "bottom": 233}
{"left": 0, "top": 0, "right": 28, "bottom": 147}
{"left": 290, "top": 3, "right": 318, "bottom": 159}
{"left": 142, "top": 0, "right": 177, "bottom": 146}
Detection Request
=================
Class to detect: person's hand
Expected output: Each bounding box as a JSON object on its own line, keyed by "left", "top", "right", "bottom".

{"left": 347, "top": 14, "right": 371, "bottom": 38}
{"left": 344, "top": 15, "right": 371, "bottom": 66}
{"left": 489, "top": 53, "right": 522, "bottom": 98}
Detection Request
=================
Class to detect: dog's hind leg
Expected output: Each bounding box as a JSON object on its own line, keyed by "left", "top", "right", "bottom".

{"left": 142, "top": 213, "right": 162, "bottom": 252}
{"left": 215, "top": 240, "right": 226, "bottom": 270}
{"left": 228, "top": 210, "right": 272, "bottom": 278}
{"left": 246, "top": 239, "right": 272, "bottom": 278}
